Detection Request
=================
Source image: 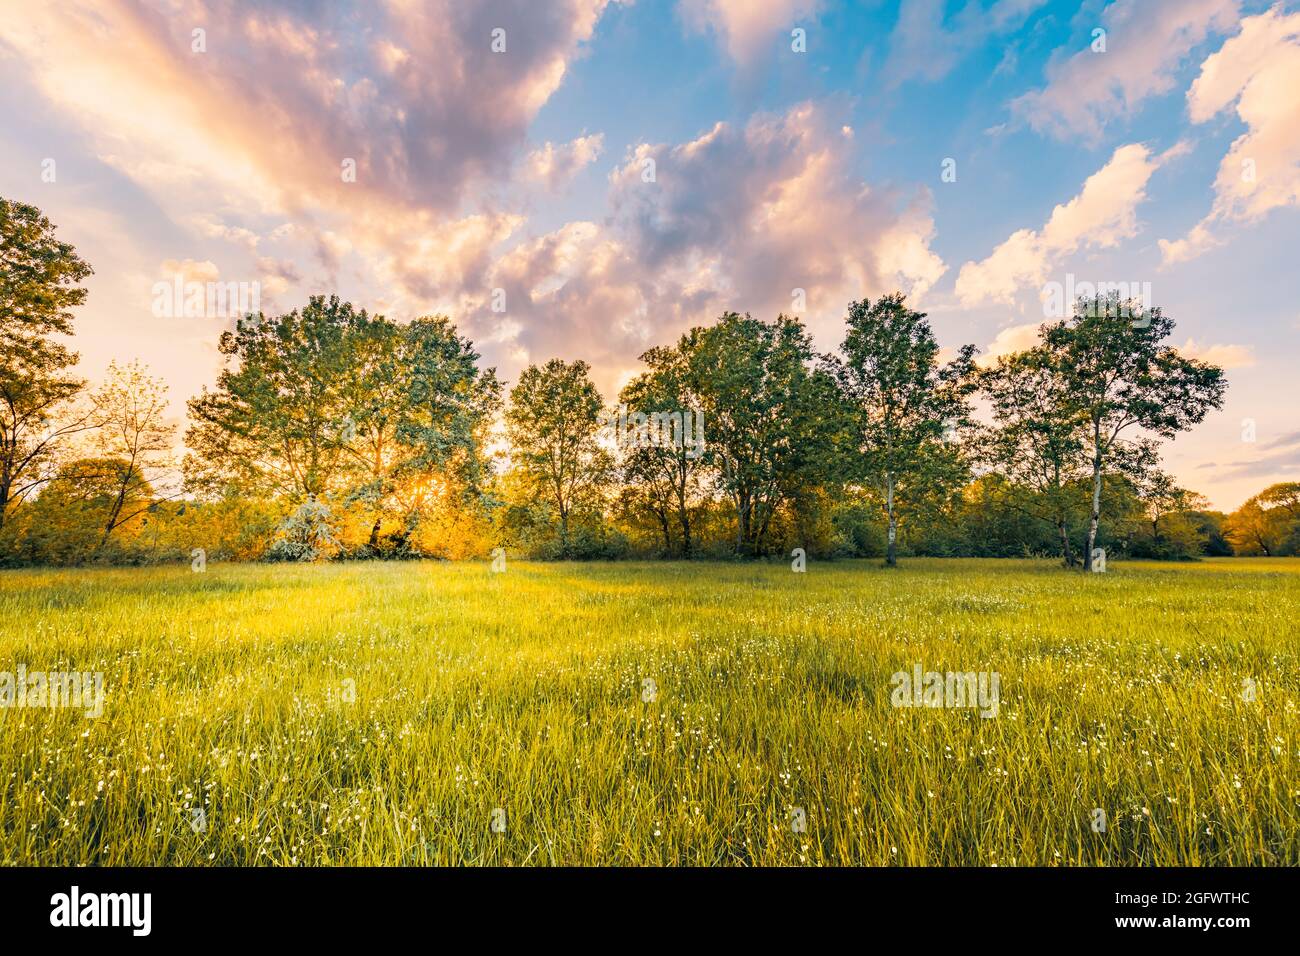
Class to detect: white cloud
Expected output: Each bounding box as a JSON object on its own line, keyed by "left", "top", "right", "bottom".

{"left": 523, "top": 134, "right": 606, "bottom": 192}
{"left": 158, "top": 259, "right": 220, "bottom": 285}
{"left": 1160, "top": 6, "right": 1300, "bottom": 263}
{"left": 679, "top": 0, "right": 822, "bottom": 68}
{"left": 956, "top": 143, "right": 1166, "bottom": 307}
{"left": 1012, "top": 0, "right": 1240, "bottom": 139}
{"left": 978, "top": 321, "right": 1048, "bottom": 366}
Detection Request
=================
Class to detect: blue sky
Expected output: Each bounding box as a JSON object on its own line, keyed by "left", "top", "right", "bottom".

{"left": 1, "top": 0, "right": 1298, "bottom": 508}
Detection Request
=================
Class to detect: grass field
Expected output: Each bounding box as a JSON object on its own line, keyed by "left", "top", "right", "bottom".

{"left": 0, "top": 557, "right": 1296, "bottom": 866}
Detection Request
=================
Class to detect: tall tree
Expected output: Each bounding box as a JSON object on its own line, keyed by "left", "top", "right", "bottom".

{"left": 89, "top": 361, "right": 176, "bottom": 552}
{"left": 0, "top": 198, "right": 96, "bottom": 528}
{"left": 684, "top": 312, "right": 839, "bottom": 557}
{"left": 1044, "top": 297, "right": 1226, "bottom": 571}
{"left": 506, "top": 359, "right": 610, "bottom": 551}
{"left": 186, "top": 295, "right": 365, "bottom": 500}
{"left": 977, "top": 346, "right": 1088, "bottom": 565}
{"left": 616, "top": 344, "right": 705, "bottom": 557}
{"left": 834, "top": 294, "right": 976, "bottom": 566}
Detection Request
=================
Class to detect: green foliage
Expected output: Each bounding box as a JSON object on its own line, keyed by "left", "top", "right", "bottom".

{"left": 505, "top": 358, "right": 611, "bottom": 555}
{"left": 833, "top": 294, "right": 977, "bottom": 565}
{"left": 0, "top": 197, "right": 95, "bottom": 529}
{"left": 683, "top": 312, "right": 841, "bottom": 556}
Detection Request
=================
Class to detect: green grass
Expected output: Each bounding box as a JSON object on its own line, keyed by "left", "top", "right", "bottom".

{"left": 0, "top": 557, "right": 1296, "bottom": 866}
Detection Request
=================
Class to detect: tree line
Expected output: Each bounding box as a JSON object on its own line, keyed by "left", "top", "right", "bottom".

{"left": 7, "top": 196, "right": 1294, "bottom": 569}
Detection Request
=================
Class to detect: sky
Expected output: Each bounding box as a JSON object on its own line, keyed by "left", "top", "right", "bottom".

{"left": 1, "top": 0, "right": 1298, "bottom": 510}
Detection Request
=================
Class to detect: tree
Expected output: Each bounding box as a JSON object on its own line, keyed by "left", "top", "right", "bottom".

{"left": 87, "top": 361, "right": 176, "bottom": 553}
{"left": 616, "top": 344, "right": 705, "bottom": 557}
{"left": 0, "top": 197, "right": 96, "bottom": 529}
{"left": 506, "top": 359, "right": 610, "bottom": 551}
{"left": 1130, "top": 466, "right": 1209, "bottom": 558}
{"left": 340, "top": 313, "right": 499, "bottom": 551}
{"left": 976, "top": 346, "right": 1088, "bottom": 566}
{"left": 1044, "top": 297, "right": 1227, "bottom": 571}
{"left": 1256, "top": 482, "right": 1300, "bottom": 520}
{"left": 1224, "top": 496, "right": 1288, "bottom": 556}
{"left": 684, "top": 312, "right": 840, "bottom": 556}
{"left": 14, "top": 457, "right": 153, "bottom": 565}
{"left": 833, "top": 295, "right": 976, "bottom": 566}
{"left": 185, "top": 295, "right": 360, "bottom": 501}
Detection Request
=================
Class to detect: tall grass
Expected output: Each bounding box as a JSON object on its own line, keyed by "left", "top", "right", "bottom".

{"left": 0, "top": 557, "right": 1295, "bottom": 865}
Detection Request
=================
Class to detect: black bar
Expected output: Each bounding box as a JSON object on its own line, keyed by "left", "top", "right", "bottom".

{"left": 0, "top": 866, "right": 1287, "bottom": 942}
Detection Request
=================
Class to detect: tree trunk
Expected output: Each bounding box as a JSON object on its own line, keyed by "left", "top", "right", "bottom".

{"left": 1083, "top": 431, "right": 1103, "bottom": 571}
{"left": 885, "top": 473, "right": 897, "bottom": 567}
{"left": 367, "top": 514, "right": 382, "bottom": 549}
{"left": 1057, "top": 520, "right": 1075, "bottom": 567}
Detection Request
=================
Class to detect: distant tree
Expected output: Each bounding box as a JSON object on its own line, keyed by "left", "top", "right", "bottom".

{"left": 18, "top": 457, "right": 153, "bottom": 565}
{"left": 1043, "top": 297, "right": 1227, "bottom": 571}
{"left": 833, "top": 294, "right": 976, "bottom": 566}
{"left": 0, "top": 198, "right": 96, "bottom": 529}
{"left": 88, "top": 361, "right": 176, "bottom": 553}
{"left": 1130, "top": 465, "right": 1209, "bottom": 558}
{"left": 1256, "top": 482, "right": 1300, "bottom": 521}
{"left": 685, "top": 312, "right": 841, "bottom": 557}
{"left": 976, "top": 346, "right": 1088, "bottom": 566}
{"left": 506, "top": 359, "right": 611, "bottom": 551}
{"left": 1224, "top": 496, "right": 1288, "bottom": 556}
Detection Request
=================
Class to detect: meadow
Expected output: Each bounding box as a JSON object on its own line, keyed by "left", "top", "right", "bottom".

{"left": 0, "top": 557, "right": 1296, "bottom": 866}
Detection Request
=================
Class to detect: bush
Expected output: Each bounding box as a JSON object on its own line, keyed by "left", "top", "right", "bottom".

{"left": 266, "top": 498, "right": 342, "bottom": 562}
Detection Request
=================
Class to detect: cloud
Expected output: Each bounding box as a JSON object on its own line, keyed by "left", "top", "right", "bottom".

{"left": 679, "top": 0, "right": 822, "bottom": 69}
{"left": 456, "top": 102, "right": 948, "bottom": 393}
{"left": 1178, "top": 338, "right": 1255, "bottom": 369}
{"left": 977, "top": 321, "right": 1048, "bottom": 366}
{"left": 0, "top": 0, "right": 618, "bottom": 301}
{"left": 1011, "top": 0, "right": 1240, "bottom": 139}
{"left": 955, "top": 143, "right": 1166, "bottom": 307}
{"left": 522, "top": 134, "right": 605, "bottom": 191}
{"left": 1160, "top": 6, "right": 1300, "bottom": 264}
{"left": 158, "top": 259, "right": 220, "bottom": 286}
{"left": 1208, "top": 429, "right": 1300, "bottom": 480}
{"left": 883, "top": 0, "right": 1047, "bottom": 85}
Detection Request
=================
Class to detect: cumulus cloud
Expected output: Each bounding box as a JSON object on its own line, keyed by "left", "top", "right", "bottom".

{"left": 522, "top": 134, "right": 605, "bottom": 191}
{"left": 453, "top": 102, "right": 948, "bottom": 393}
{"left": 1160, "top": 6, "right": 1300, "bottom": 264}
{"left": 0, "top": 0, "right": 617, "bottom": 302}
{"left": 1012, "top": 0, "right": 1239, "bottom": 139}
{"left": 883, "top": 0, "right": 1047, "bottom": 85}
{"left": 679, "top": 0, "right": 822, "bottom": 69}
{"left": 977, "top": 321, "right": 1048, "bottom": 366}
{"left": 956, "top": 143, "right": 1168, "bottom": 307}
